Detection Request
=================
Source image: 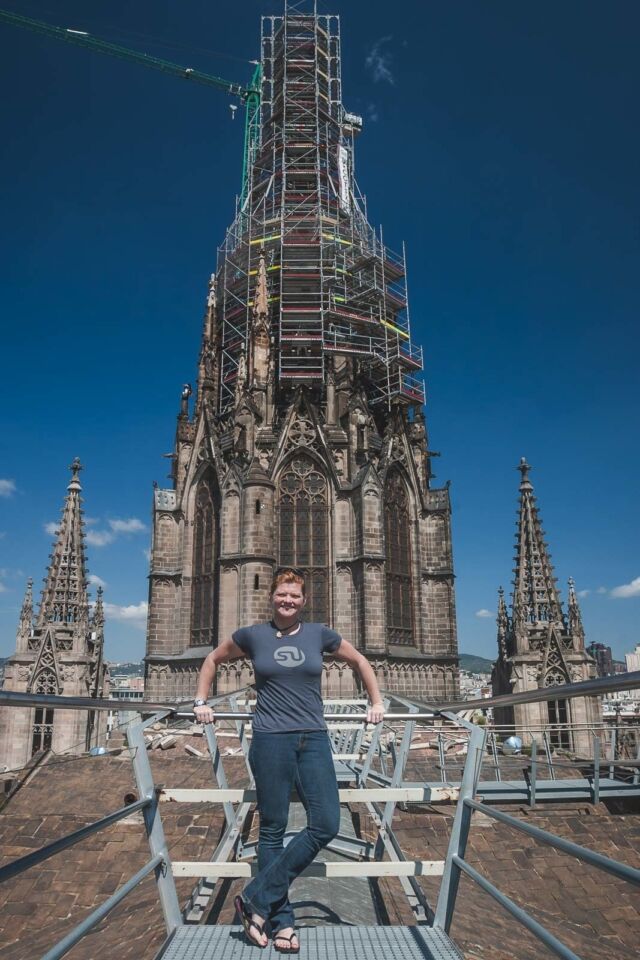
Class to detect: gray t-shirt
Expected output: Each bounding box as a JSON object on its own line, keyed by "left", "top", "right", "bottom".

{"left": 232, "top": 621, "right": 342, "bottom": 733}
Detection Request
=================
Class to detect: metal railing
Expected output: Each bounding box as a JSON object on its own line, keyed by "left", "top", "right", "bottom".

{"left": 433, "top": 706, "right": 640, "bottom": 960}
{"left": 0, "top": 670, "right": 639, "bottom": 959}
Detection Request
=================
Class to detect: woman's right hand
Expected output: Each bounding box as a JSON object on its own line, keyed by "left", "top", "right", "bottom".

{"left": 193, "top": 704, "right": 215, "bottom": 725}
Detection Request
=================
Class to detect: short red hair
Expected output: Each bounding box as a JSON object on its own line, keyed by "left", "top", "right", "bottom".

{"left": 270, "top": 568, "right": 306, "bottom": 596}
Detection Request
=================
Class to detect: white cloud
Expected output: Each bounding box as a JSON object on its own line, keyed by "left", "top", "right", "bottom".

{"left": 0, "top": 582, "right": 8, "bottom": 594}
{"left": 596, "top": 586, "right": 608, "bottom": 594}
{"left": 143, "top": 548, "right": 151, "bottom": 562}
{"left": 367, "top": 102, "right": 379, "bottom": 123}
{"left": 44, "top": 515, "right": 146, "bottom": 548}
{"left": 475, "top": 609, "right": 494, "bottom": 619}
{"left": 85, "top": 529, "right": 115, "bottom": 547}
{"left": 0, "top": 479, "right": 16, "bottom": 498}
{"left": 365, "top": 36, "right": 395, "bottom": 85}
{"left": 108, "top": 518, "right": 146, "bottom": 534}
{"left": 577, "top": 589, "right": 590, "bottom": 599}
{"left": 88, "top": 574, "right": 107, "bottom": 589}
{"left": 104, "top": 600, "right": 148, "bottom": 630}
{"left": 610, "top": 577, "right": 640, "bottom": 599}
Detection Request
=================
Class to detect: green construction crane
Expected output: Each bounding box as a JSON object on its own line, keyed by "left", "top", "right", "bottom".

{"left": 0, "top": 7, "right": 261, "bottom": 206}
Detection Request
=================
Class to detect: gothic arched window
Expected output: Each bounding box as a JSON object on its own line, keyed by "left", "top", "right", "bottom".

{"left": 191, "top": 473, "right": 219, "bottom": 647}
{"left": 31, "top": 669, "right": 56, "bottom": 756}
{"left": 277, "top": 456, "right": 329, "bottom": 623}
{"left": 384, "top": 470, "right": 414, "bottom": 645}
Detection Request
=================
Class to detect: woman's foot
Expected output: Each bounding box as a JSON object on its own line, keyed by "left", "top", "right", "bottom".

{"left": 273, "top": 927, "right": 300, "bottom": 954}
{"left": 234, "top": 895, "right": 268, "bottom": 948}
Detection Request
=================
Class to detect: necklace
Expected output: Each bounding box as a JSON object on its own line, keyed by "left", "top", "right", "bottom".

{"left": 273, "top": 620, "right": 301, "bottom": 639}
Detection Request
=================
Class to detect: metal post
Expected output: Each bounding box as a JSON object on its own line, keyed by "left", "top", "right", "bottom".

{"left": 490, "top": 730, "right": 501, "bottom": 782}
{"left": 126, "top": 718, "right": 182, "bottom": 933}
{"left": 609, "top": 725, "right": 617, "bottom": 780}
{"left": 529, "top": 739, "right": 537, "bottom": 808}
{"left": 592, "top": 737, "right": 600, "bottom": 805}
{"left": 204, "top": 724, "right": 236, "bottom": 830}
{"left": 434, "top": 722, "right": 485, "bottom": 932}
{"left": 542, "top": 731, "right": 556, "bottom": 780}
{"left": 438, "top": 731, "right": 446, "bottom": 783}
{"left": 229, "top": 693, "right": 254, "bottom": 784}
{"left": 374, "top": 704, "right": 417, "bottom": 858}
{"left": 358, "top": 699, "right": 388, "bottom": 786}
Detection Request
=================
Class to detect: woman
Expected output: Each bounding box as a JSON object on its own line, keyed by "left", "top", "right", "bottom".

{"left": 193, "top": 567, "right": 385, "bottom": 954}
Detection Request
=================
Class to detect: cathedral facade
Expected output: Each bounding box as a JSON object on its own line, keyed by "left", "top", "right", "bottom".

{"left": 491, "top": 459, "right": 600, "bottom": 756}
{"left": 144, "top": 10, "right": 459, "bottom": 703}
{"left": 0, "top": 460, "right": 108, "bottom": 771}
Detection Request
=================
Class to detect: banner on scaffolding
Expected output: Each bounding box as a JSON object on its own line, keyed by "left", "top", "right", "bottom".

{"left": 338, "top": 145, "right": 351, "bottom": 213}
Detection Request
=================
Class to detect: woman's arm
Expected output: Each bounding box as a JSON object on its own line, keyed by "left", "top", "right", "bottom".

{"left": 333, "top": 639, "right": 385, "bottom": 723}
{"left": 193, "top": 637, "right": 244, "bottom": 724}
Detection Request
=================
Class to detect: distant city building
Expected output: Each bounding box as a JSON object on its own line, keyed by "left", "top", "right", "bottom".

{"left": 491, "top": 459, "right": 600, "bottom": 755}
{"left": 587, "top": 642, "right": 614, "bottom": 677}
{"left": 109, "top": 675, "right": 144, "bottom": 701}
{"left": 626, "top": 644, "right": 640, "bottom": 673}
{"left": 0, "top": 461, "right": 109, "bottom": 771}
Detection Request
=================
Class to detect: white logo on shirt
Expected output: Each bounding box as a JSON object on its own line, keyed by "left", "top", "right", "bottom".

{"left": 274, "top": 646, "right": 306, "bottom": 668}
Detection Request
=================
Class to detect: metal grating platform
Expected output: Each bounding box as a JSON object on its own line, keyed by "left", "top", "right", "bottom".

{"left": 158, "top": 925, "right": 463, "bottom": 960}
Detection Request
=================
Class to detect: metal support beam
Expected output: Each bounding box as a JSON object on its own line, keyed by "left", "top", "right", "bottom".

{"left": 171, "top": 860, "right": 445, "bottom": 878}
{"left": 434, "top": 723, "right": 485, "bottom": 933}
{"left": 127, "top": 719, "right": 182, "bottom": 933}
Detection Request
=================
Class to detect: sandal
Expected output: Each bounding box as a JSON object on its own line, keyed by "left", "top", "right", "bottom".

{"left": 234, "top": 895, "right": 267, "bottom": 949}
{"left": 273, "top": 931, "right": 300, "bottom": 954}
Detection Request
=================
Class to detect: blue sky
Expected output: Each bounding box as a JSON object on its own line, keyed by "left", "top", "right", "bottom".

{"left": 1, "top": 1, "right": 638, "bottom": 664}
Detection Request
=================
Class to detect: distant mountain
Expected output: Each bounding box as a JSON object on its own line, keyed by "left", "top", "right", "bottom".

{"left": 106, "top": 661, "right": 144, "bottom": 677}
{"left": 459, "top": 653, "right": 494, "bottom": 673}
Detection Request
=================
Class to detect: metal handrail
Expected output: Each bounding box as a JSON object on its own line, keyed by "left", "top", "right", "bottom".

{"left": 434, "top": 723, "right": 640, "bottom": 960}
{"left": 2, "top": 669, "right": 638, "bottom": 716}
{"left": 464, "top": 798, "right": 640, "bottom": 886}
{"left": 450, "top": 855, "right": 581, "bottom": 960}
{"left": 0, "top": 797, "right": 151, "bottom": 884}
{"left": 420, "top": 670, "right": 640, "bottom": 712}
{"left": 41, "top": 853, "right": 165, "bottom": 960}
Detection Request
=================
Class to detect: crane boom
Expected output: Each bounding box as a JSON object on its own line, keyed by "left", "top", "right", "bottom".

{"left": 0, "top": 7, "right": 261, "bottom": 203}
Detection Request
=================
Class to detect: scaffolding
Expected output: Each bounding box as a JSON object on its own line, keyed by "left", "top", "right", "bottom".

{"left": 216, "top": 9, "right": 425, "bottom": 414}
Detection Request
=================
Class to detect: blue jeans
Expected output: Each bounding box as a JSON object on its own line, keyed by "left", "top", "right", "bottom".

{"left": 244, "top": 730, "right": 340, "bottom": 933}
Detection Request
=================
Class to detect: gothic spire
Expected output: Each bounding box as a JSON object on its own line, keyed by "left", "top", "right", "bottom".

{"left": 511, "top": 458, "right": 563, "bottom": 624}
{"left": 197, "top": 273, "right": 218, "bottom": 410}
{"left": 253, "top": 249, "right": 269, "bottom": 323}
{"left": 92, "top": 585, "right": 105, "bottom": 629}
{"left": 37, "top": 458, "right": 89, "bottom": 630}
{"left": 567, "top": 577, "right": 585, "bottom": 644}
{"left": 497, "top": 585, "right": 509, "bottom": 656}
{"left": 17, "top": 577, "right": 33, "bottom": 647}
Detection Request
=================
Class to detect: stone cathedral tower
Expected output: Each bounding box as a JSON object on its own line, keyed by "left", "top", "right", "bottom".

{"left": 0, "top": 460, "right": 108, "bottom": 771}
{"left": 144, "top": 7, "right": 459, "bottom": 702}
{"left": 491, "top": 459, "right": 600, "bottom": 756}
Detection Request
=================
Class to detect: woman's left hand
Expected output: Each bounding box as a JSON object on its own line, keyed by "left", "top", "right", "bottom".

{"left": 366, "top": 702, "right": 385, "bottom": 724}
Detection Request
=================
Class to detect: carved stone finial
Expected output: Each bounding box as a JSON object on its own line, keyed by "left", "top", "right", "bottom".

{"left": 518, "top": 457, "right": 532, "bottom": 490}
{"left": 68, "top": 457, "right": 83, "bottom": 491}
{"left": 180, "top": 383, "right": 192, "bottom": 417}
{"left": 207, "top": 273, "right": 217, "bottom": 309}
{"left": 253, "top": 249, "right": 269, "bottom": 320}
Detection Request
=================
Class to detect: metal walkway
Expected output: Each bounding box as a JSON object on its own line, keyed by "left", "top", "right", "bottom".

{"left": 158, "top": 925, "right": 463, "bottom": 960}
